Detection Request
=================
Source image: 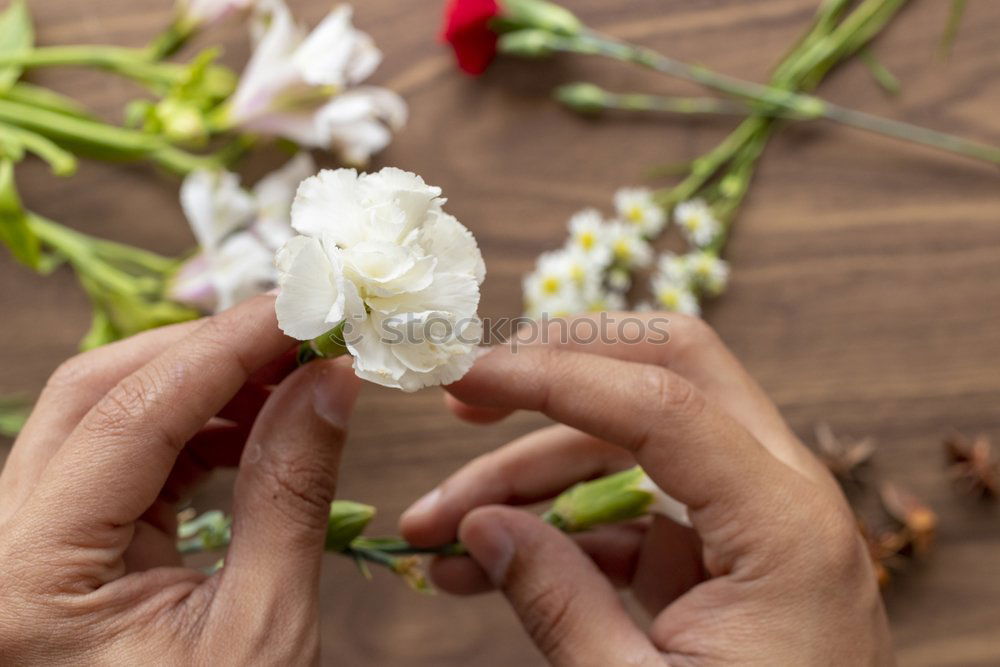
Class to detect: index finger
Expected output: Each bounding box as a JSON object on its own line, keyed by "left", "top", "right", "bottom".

{"left": 445, "top": 346, "right": 802, "bottom": 521}
{"left": 23, "top": 295, "right": 296, "bottom": 538}
{"left": 451, "top": 312, "right": 823, "bottom": 481}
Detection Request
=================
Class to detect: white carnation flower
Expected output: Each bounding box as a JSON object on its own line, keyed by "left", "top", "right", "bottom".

{"left": 674, "top": 199, "right": 721, "bottom": 248}
{"left": 171, "top": 153, "right": 316, "bottom": 312}
{"left": 614, "top": 187, "right": 666, "bottom": 237}
{"left": 225, "top": 1, "right": 406, "bottom": 164}
{"left": 274, "top": 167, "right": 486, "bottom": 392}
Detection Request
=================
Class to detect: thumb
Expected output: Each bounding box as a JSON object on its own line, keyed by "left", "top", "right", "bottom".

{"left": 219, "top": 358, "right": 360, "bottom": 609}
{"left": 459, "top": 506, "right": 660, "bottom": 666}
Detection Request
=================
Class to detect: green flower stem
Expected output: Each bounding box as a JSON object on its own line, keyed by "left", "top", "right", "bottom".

{"left": 0, "top": 98, "right": 160, "bottom": 155}
{"left": 150, "top": 144, "right": 231, "bottom": 175}
{"left": 26, "top": 214, "right": 160, "bottom": 296}
{"left": 0, "top": 82, "right": 92, "bottom": 118}
{"left": 146, "top": 16, "right": 199, "bottom": 60}
{"left": 541, "top": 20, "right": 1000, "bottom": 164}
{"left": 0, "top": 45, "right": 184, "bottom": 88}
{"left": 0, "top": 121, "right": 77, "bottom": 175}
{"left": 557, "top": 85, "right": 771, "bottom": 117}
{"left": 0, "top": 98, "right": 230, "bottom": 175}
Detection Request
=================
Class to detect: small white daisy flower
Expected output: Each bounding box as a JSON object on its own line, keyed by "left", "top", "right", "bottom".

{"left": 583, "top": 286, "right": 626, "bottom": 312}
{"left": 674, "top": 199, "right": 721, "bottom": 248}
{"left": 606, "top": 221, "right": 653, "bottom": 269}
{"left": 607, "top": 266, "right": 631, "bottom": 292}
{"left": 614, "top": 187, "right": 666, "bottom": 237}
{"left": 656, "top": 251, "right": 691, "bottom": 287}
{"left": 685, "top": 250, "right": 729, "bottom": 296}
{"left": 651, "top": 275, "right": 701, "bottom": 316}
{"left": 567, "top": 208, "right": 612, "bottom": 267}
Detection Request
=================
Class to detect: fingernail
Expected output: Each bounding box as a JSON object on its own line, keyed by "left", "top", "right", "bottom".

{"left": 266, "top": 287, "right": 281, "bottom": 296}
{"left": 464, "top": 520, "right": 514, "bottom": 587}
{"left": 312, "top": 362, "right": 360, "bottom": 429}
{"left": 403, "top": 488, "right": 442, "bottom": 521}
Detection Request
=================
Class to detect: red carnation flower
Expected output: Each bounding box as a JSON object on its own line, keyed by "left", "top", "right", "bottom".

{"left": 440, "top": 0, "right": 501, "bottom": 75}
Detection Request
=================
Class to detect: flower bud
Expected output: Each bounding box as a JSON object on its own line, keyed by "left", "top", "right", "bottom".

{"left": 497, "top": 29, "right": 560, "bottom": 58}
{"left": 499, "top": 0, "right": 582, "bottom": 36}
{"left": 156, "top": 98, "right": 209, "bottom": 144}
{"left": 543, "top": 466, "right": 689, "bottom": 531}
{"left": 177, "top": 509, "right": 232, "bottom": 553}
{"left": 554, "top": 82, "right": 608, "bottom": 113}
{"left": 325, "top": 500, "right": 376, "bottom": 552}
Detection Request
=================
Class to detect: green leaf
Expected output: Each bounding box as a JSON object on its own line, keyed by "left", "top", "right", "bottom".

{"left": 0, "top": 158, "right": 39, "bottom": 268}
{"left": 859, "top": 48, "right": 900, "bottom": 96}
{"left": 0, "top": 0, "right": 32, "bottom": 93}
{"left": 80, "top": 302, "right": 120, "bottom": 350}
{"left": 939, "top": 0, "right": 967, "bottom": 59}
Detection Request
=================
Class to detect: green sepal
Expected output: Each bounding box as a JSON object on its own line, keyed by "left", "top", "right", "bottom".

{"left": 325, "top": 500, "right": 376, "bottom": 552}
{"left": 543, "top": 466, "right": 655, "bottom": 532}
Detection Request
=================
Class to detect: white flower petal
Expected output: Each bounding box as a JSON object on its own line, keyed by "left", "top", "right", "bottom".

{"left": 419, "top": 211, "right": 485, "bottom": 283}
{"left": 180, "top": 170, "right": 256, "bottom": 249}
{"left": 230, "top": 0, "right": 305, "bottom": 124}
{"left": 168, "top": 252, "right": 217, "bottom": 312}
{"left": 344, "top": 314, "right": 409, "bottom": 386}
{"left": 292, "top": 5, "right": 382, "bottom": 88}
{"left": 251, "top": 152, "right": 315, "bottom": 248}
{"left": 316, "top": 87, "right": 408, "bottom": 164}
{"left": 291, "top": 168, "right": 367, "bottom": 244}
{"left": 274, "top": 235, "right": 345, "bottom": 339}
{"left": 182, "top": 0, "right": 252, "bottom": 26}
{"left": 211, "top": 232, "right": 277, "bottom": 311}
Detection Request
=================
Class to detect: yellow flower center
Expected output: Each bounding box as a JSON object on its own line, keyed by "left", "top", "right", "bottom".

{"left": 626, "top": 205, "right": 644, "bottom": 223}
{"left": 542, "top": 276, "right": 561, "bottom": 295}
{"left": 579, "top": 231, "right": 595, "bottom": 250}
{"left": 658, "top": 289, "right": 679, "bottom": 308}
{"left": 613, "top": 239, "right": 631, "bottom": 261}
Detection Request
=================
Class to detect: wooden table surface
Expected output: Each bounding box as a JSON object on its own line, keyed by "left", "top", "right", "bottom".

{"left": 1, "top": 0, "right": 999, "bottom": 664}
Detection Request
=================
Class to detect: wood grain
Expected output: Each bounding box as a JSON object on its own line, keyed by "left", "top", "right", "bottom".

{"left": 1, "top": 0, "right": 999, "bottom": 664}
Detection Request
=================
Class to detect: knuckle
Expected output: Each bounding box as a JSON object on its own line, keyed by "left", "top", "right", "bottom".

{"left": 257, "top": 452, "right": 337, "bottom": 532}
{"left": 644, "top": 365, "right": 705, "bottom": 422}
{"left": 44, "top": 352, "right": 103, "bottom": 392}
{"left": 519, "top": 582, "right": 577, "bottom": 659}
{"left": 87, "top": 373, "right": 157, "bottom": 436}
{"left": 812, "top": 503, "right": 867, "bottom": 573}
{"left": 663, "top": 313, "right": 719, "bottom": 362}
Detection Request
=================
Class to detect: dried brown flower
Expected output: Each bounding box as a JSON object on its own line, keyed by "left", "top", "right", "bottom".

{"left": 944, "top": 433, "right": 999, "bottom": 498}
{"left": 857, "top": 518, "right": 906, "bottom": 589}
{"left": 879, "top": 481, "right": 937, "bottom": 556}
{"left": 815, "top": 423, "right": 876, "bottom": 481}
